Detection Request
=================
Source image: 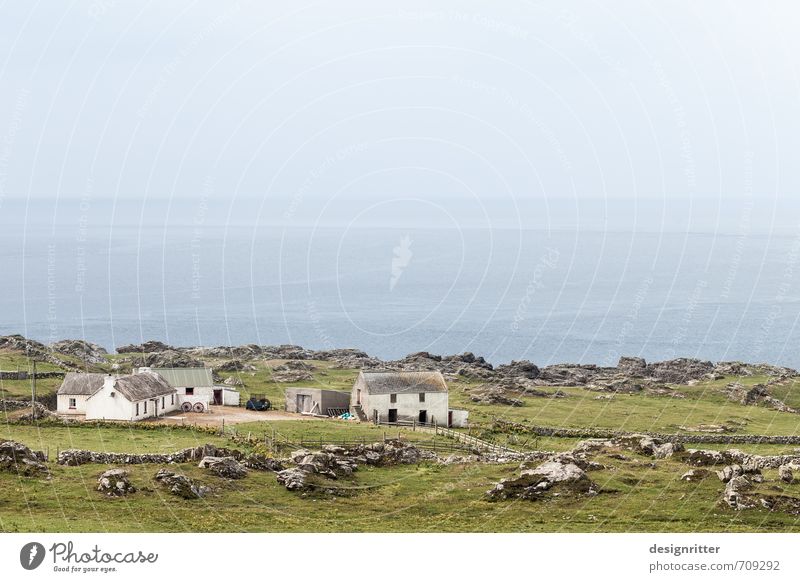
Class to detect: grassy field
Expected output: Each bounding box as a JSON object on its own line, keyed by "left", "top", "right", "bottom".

{"left": 4, "top": 443, "right": 800, "bottom": 533}
{"left": 4, "top": 349, "right": 800, "bottom": 532}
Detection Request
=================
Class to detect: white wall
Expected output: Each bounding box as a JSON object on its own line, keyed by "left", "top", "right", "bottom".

{"left": 85, "top": 377, "right": 179, "bottom": 421}
{"left": 366, "top": 392, "right": 449, "bottom": 426}
{"left": 449, "top": 409, "right": 470, "bottom": 428}
{"left": 56, "top": 394, "right": 90, "bottom": 415}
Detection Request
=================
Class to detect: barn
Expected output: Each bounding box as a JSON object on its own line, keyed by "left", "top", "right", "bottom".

{"left": 138, "top": 367, "right": 240, "bottom": 407}
{"left": 285, "top": 387, "right": 351, "bottom": 416}
{"left": 350, "top": 371, "right": 468, "bottom": 427}
{"left": 56, "top": 372, "right": 106, "bottom": 415}
{"left": 84, "top": 372, "right": 179, "bottom": 421}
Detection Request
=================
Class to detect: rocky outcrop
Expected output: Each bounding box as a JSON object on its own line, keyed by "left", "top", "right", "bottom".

{"left": 0, "top": 441, "right": 48, "bottom": 476}
{"left": 646, "top": 358, "right": 714, "bottom": 383}
{"left": 198, "top": 456, "right": 248, "bottom": 479}
{"left": 469, "top": 385, "right": 524, "bottom": 407}
{"left": 154, "top": 468, "right": 209, "bottom": 499}
{"left": 270, "top": 370, "right": 313, "bottom": 383}
{"left": 50, "top": 340, "right": 108, "bottom": 365}
{"left": 97, "top": 469, "right": 135, "bottom": 496}
{"left": 617, "top": 356, "right": 647, "bottom": 376}
{"left": 486, "top": 458, "right": 598, "bottom": 501}
{"left": 276, "top": 441, "right": 433, "bottom": 493}
{"left": 572, "top": 435, "right": 683, "bottom": 459}
{"left": 116, "top": 341, "right": 175, "bottom": 353}
{"left": 723, "top": 383, "right": 797, "bottom": 413}
{"left": 215, "top": 359, "right": 257, "bottom": 373}
{"left": 495, "top": 360, "right": 540, "bottom": 380}
{"left": 274, "top": 360, "right": 316, "bottom": 372}
{"left": 129, "top": 350, "right": 204, "bottom": 369}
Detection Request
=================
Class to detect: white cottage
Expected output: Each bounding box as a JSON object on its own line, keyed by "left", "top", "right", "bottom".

{"left": 56, "top": 372, "right": 105, "bottom": 416}
{"left": 137, "top": 367, "right": 240, "bottom": 407}
{"left": 84, "top": 372, "right": 179, "bottom": 421}
{"left": 351, "top": 371, "right": 467, "bottom": 427}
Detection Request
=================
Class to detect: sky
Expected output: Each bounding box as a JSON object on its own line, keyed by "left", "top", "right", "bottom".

{"left": 1, "top": 1, "right": 799, "bottom": 231}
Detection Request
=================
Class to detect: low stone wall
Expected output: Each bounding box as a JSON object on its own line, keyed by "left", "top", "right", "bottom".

{"left": 0, "top": 395, "right": 57, "bottom": 412}
{"left": 0, "top": 371, "right": 65, "bottom": 380}
{"left": 0, "top": 399, "right": 33, "bottom": 412}
{"left": 57, "top": 444, "right": 245, "bottom": 466}
{"left": 494, "top": 420, "right": 800, "bottom": 445}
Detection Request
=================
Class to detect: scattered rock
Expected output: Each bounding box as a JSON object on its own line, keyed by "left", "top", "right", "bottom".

{"left": 223, "top": 376, "right": 243, "bottom": 386}
{"left": 723, "top": 383, "right": 797, "bottom": 413}
{"left": 715, "top": 464, "right": 762, "bottom": 483}
{"left": 198, "top": 456, "right": 248, "bottom": 479}
{"left": 486, "top": 458, "right": 598, "bottom": 501}
{"left": 723, "top": 475, "right": 756, "bottom": 510}
{"left": 97, "top": 469, "right": 135, "bottom": 496}
{"left": 779, "top": 462, "right": 800, "bottom": 484}
{"left": 0, "top": 441, "right": 48, "bottom": 476}
{"left": 681, "top": 469, "right": 710, "bottom": 482}
{"left": 154, "top": 469, "right": 209, "bottom": 499}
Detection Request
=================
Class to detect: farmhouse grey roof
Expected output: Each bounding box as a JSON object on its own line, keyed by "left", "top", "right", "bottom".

{"left": 113, "top": 373, "right": 176, "bottom": 402}
{"left": 150, "top": 367, "right": 213, "bottom": 388}
{"left": 359, "top": 371, "right": 448, "bottom": 395}
{"left": 57, "top": 372, "right": 105, "bottom": 396}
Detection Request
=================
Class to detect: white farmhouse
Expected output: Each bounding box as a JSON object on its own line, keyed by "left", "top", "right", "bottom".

{"left": 56, "top": 372, "right": 105, "bottom": 416}
{"left": 350, "top": 371, "right": 468, "bottom": 427}
{"left": 83, "top": 372, "right": 179, "bottom": 421}
{"left": 137, "top": 367, "right": 240, "bottom": 408}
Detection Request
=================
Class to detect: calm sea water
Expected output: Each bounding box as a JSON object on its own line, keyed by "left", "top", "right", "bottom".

{"left": 2, "top": 198, "right": 800, "bottom": 368}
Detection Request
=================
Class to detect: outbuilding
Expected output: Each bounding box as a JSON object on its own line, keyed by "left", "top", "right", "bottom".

{"left": 138, "top": 367, "right": 240, "bottom": 407}
{"left": 285, "top": 387, "right": 351, "bottom": 416}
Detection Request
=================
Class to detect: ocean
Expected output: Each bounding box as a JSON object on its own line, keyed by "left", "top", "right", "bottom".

{"left": 2, "top": 197, "right": 800, "bottom": 368}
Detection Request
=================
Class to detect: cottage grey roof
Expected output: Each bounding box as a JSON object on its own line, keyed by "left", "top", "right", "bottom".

{"left": 112, "top": 373, "right": 176, "bottom": 402}
{"left": 57, "top": 372, "right": 105, "bottom": 396}
{"left": 149, "top": 367, "right": 213, "bottom": 388}
{"left": 359, "top": 371, "right": 448, "bottom": 395}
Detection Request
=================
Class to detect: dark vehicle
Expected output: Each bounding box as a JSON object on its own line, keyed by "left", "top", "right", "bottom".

{"left": 246, "top": 397, "right": 271, "bottom": 411}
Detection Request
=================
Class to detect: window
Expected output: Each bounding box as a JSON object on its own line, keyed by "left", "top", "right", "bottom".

{"left": 143, "top": 401, "right": 147, "bottom": 413}
{"left": 162, "top": 396, "right": 165, "bottom": 408}
{"left": 185, "top": 387, "right": 194, "bottom": 396}
{"left": 390, "top": 393, "right": 397, "bottom": 403}
{"left": 136, "top": 403, "right": 139, "bottom": 416}
{"left": 68, "top": 398, "right": 76, "bottom": 409}
{"left": 419, "top": 393, "right": 425, "bottom": 403}
{"left": 170, "top": 394, "right": 174, "bottom": 405}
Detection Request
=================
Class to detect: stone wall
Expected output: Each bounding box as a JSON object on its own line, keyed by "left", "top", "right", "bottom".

{"left": 494, "top": 420, "right": 800, "bottom": 445}
{"left": 0, "top": 370, "right": 65, "bottom": 380}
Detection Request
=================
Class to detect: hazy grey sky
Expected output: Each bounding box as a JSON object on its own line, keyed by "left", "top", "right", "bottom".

{"left": 1, "top": 1, "right": 799, "bottom": 228}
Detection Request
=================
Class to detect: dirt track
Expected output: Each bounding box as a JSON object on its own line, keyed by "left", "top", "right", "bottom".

{"left": 154, "top": 407, "right": 323, "bottom": 427}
